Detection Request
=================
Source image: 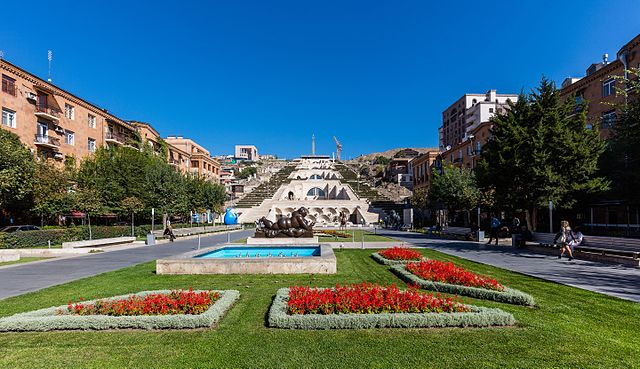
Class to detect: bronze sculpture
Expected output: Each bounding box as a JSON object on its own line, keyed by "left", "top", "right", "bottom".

{"left": 255, "top": 207, "right": 315, "bottom": 238}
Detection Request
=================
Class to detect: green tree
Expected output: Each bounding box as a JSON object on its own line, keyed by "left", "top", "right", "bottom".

{"left": 428, "top": 165, "right": 480, "bottom": 225}
{"left": 373, "top": 156, "right": 390, "bottom": 165}
{"left": 73, "top": 187, "right": 105, "bottom": 240}
{"left": 236, "top": 166, "right": 257, "bottom": 179}
{"left": 120, "top": 196, "right": 144, "bottom": 236}
{"left": 31, "top": 161, "right": 73, "bottom": 225}
{"left": 0, "top": 130, "right": 35, "bottom": 213}
{"left": 477, "top": 78, "right": 608, "bottom": 230}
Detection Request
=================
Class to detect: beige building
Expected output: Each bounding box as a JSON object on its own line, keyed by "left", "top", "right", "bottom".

{"left": 165, "top": 135, "right": 220, "bottom": 183}
{"left": 409, "top": 150, "right": 439, "bottom": 191}
{"left": 235, "top": 145, "right": 259, "bottom": 161}
{"left": 1, "top": 59, "right": 136, "bottom": 163}
{"left": 440, "top": 121, "right": 492, "bottom": 169}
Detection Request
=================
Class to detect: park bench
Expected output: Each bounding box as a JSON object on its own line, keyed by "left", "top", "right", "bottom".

{"left": 529, "top": 232, "right": 640, "bottom": 267}
{"left": 62, "top": 236, "right": 136, "bottom": 249}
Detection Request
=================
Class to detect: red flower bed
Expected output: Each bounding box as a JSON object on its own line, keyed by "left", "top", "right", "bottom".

{"left": 65, "top": 289, "right": 219, "bottom": 316}
{"left": 379, "top": 246, "right": 423, "bottom": 261}
{"left": 406, "top": 260, "right": 504, "bottom": 291}
{"left": 287, "top": 283, "right": 469, "bottom": 315}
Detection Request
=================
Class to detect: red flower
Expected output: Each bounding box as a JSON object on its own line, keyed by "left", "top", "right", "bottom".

{"left": 406, "top": 260, "right": 504, "bottom": 291}
{"left": 66, "top": 290, "right": 219, "bottom": 316}
{"left": 379, "top": 246, "right": 423, "bottom": 261}
{"left": 286, "top": 283, "right": 469, "bottom": 315}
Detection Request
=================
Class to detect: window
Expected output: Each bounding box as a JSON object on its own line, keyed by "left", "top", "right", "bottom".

{"left": 88, "top": 114, "right": 96, "bottom": 128}
{"left": 65, "top": 130, "right": 75, "bottom": 145}
{"left": 602, "top": 78, "right": 615, "bottom": 97}
{"left": 467, "top": 146, "right": 471, "bottom": 155}
{"left": 458, "top": 150, "right": 462, "bottom": 160}
{"left": 476, "top": 142, "right": 481, "bottom": 154}
{"left": 1, "top": 108, "right": 16, "bottom": 128}
{"left": 602, "top": 110, "right": 617, "bottom": 128}
{"left": 1, "top": 75, "right": 16, "bottom": 96}
{"left": 87, "top": 138, "right": 96, "bottom": 152}
{"left": 489, "top": 108, "right": 494, "bottom": 113}
{"left": 64, "top": 103, "right": 75, "bottom": 120}
{"left": 306, "top": 187, "right": 326, "bottom": 198}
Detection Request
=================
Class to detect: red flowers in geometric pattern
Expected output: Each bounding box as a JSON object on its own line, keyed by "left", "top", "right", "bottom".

{"left": 406, "top": 260, "right": 504, "bottom": 291}
{"left": 379, "top": 246, "right": 423, "bottom": 261}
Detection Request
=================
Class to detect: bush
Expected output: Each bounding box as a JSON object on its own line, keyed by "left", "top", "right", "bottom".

{"left": 0, "top": 290, "right": 240, "bottom": 332}
{"left": 391, "top": 265, "right": 536, "bottom": 307}
{"left": 0, "top": 225, "right": 154, "bottom": 248}
{"left": 268, "top": 288, "right": 516, "bottom": 330}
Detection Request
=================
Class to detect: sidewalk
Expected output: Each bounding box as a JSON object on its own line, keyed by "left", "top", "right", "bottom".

{"left": 378, "top": 229, "right": 640, "bottom": 303}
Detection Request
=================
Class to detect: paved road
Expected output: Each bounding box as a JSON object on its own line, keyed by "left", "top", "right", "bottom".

{"left": 0, "top": 230, "right": 253, "bottom": 300}
{"left": 378, "top": 230, "right": 640, "bottom": 302}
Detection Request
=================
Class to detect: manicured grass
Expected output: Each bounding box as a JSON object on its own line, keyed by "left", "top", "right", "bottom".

{"left": 0, "top": 249, "right": 638, "bottom": 367}
{"left": 317, "top": 230, "right": 395, "bottom": 243}
{"left": 0, "top": 257, "right": 50, "bottom": 267}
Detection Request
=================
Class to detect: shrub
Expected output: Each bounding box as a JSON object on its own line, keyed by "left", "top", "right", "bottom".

{"left": 391, "top": 265, "right": 535, "bottom": 306}
{"left": 406, "top": 260, "right": 504, "bottom": 291}
{"left": 378, "top": 247, "right": 423, "bottom": 261}
{"left": 0, "top": 225, "right": 154, "bottom": 249}
{"left": 287, "top": 283, "right": 468, "bottom": 315}
{"left": 0, "top": 290, "right": 240, "bottom": 331}
{"left": 268, "top": 288, "right": 516, "bottom": 329}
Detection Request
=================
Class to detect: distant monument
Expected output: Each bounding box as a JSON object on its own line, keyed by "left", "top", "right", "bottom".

{"left": 255, "top": 207, "right": 315, "bottom": 238}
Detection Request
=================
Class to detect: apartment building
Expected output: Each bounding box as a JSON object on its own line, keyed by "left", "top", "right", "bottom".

{"left": 440, "top": 121, "right": 492, "bottom": 169}
{"left": 235, "top": 145, "right": 259, "bottom": 161}
{"left": 165, "top": 135, "right": 220, "bottom": 183}
{"left": 409, "top": 150, "right": 440, "bottom": 191}
{"left": 560, "top": 33, "right": 640, "bottom": 137}
{"left": 439, "top": 90, "right": 518, "bottom": 150}
{"left": 1, "top": 59, "right": 136, "bottom": 162}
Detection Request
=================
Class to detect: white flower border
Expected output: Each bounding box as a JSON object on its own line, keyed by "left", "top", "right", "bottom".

{"left": 267, "top": 288, "right": 515, "bottom": 329}
{"left": 371, "top": 252, "right": 425, "bottom": 266}
{"left": 0, "top": 289, "right": 240, "bottom": 332}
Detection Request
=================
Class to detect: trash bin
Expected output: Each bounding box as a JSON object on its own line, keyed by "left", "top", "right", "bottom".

{"left": 146, "top": 233, "right": 156, "bottom": 246}
{"left": 511, "top": 234, "right": 521, "bottom": 248}
{"left": 477, "top": 231, "right": 485, "bottom": 242}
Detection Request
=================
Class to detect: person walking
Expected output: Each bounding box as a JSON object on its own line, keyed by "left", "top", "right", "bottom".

{"left": 487, "top": 214, "right": 501, "bottom": 245}
{"left": 163, "top": 220, "right": 176, "bottom": 242}
{"left": 556, "top": 220, "right": 574, "bottom": 260}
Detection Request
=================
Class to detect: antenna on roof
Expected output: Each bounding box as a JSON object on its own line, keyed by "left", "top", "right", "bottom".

{"left": 47, "top": 50, "right": 53, "bottom": 82}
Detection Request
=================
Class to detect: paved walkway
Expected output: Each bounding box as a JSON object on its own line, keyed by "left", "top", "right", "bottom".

{"left": 377, "top": 230, "right": 640, "bottom": 302}
{"left": 0, "top": 229, "right": 253, "bottom": 300}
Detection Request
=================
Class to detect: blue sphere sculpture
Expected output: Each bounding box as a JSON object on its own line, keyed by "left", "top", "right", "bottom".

{"left": 223, "top": 208, "right": 238, "bottom": 225}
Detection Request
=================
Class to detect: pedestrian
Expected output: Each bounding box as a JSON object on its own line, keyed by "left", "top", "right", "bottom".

{"left": 556, "top": 220, "right": 573, "bottom": 260}
{"left": 163, "top": 220, "right": 176, "bottom": 242}
{"left": 486, "top": 214, "right": 501, "bottom": 245}
{"left": 567, "top": 226, "right": 584, "bottom": 254}
{"left": 512, "top": 216, "right": 521, "bottom": 234}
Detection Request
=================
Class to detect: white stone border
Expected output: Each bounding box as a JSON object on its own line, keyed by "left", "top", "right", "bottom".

{"left": 370, "top": 252, "right": 424, "bottom": 266}
{"left": 0, "top": 289, "right": 240, "bottom": 332}
{"left": 267, "top": 288, "right": 516, "bottom": 329}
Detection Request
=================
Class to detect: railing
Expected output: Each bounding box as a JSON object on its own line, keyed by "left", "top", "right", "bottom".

{"left": 34, "top": 134, "right": 61, "bottom": 146}
{"left": 35, "top": 104, "right": 61, "bottom": 117}
{"left": 1, "top": 81, "right": 17, "bottom": 96}
{"left": 105, "top": 131, "right": 124, "bottom": 142}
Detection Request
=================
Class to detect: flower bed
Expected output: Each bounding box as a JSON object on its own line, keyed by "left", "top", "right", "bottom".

{"left": 64, "top": 289, "right": 218, "bottom": 316}
{"left": 406, "top": 260, "right": 504, "bottom": 291}
{"left": 372, "top": 247, "right": 424, "bottom": 265}
{"left": 392, "top": 264, "right": 535, "bottom": 306}
{"left": 268, "top": 286, "right": 516, "bottom": 329}
{"left": 0, "top": 289, "right": 239, "bottom": 332}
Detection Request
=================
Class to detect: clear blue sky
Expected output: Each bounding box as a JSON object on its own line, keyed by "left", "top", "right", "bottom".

{"left": 1, "top": 1, "right": 638, "bottom": 159}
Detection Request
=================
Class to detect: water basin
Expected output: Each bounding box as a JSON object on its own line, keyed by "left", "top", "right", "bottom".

{"left": 196, "top": 246, "right": 320, "bottom": 259}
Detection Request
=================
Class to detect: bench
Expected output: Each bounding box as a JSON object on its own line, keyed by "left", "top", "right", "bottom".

{"left": 62, "top": 236, "right": 136, "bottom": 249}
{"left": 529, "top": 232, "right": 640, "bottom": 267}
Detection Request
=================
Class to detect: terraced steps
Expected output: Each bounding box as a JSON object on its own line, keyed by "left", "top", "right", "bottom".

{"left": 235, "top": 165, "right": 297, "bottom": 208}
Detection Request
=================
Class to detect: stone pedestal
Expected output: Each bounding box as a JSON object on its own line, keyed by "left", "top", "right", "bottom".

{"left": 246, "top": 236, "right": 319, "bottom": 245}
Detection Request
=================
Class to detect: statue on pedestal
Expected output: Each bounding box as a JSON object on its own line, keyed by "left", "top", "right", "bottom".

{"left": 255, "top": 207, "right": 315, "bottom": 238}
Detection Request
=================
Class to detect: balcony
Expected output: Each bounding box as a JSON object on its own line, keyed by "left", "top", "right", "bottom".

{"left": 34, "top": 134, "right": 61, "bottom": 149}
{"left": 168, "top": 158, "right": 180, "bottom": 166}
{"left": 34, "top": 104, "right": 61, "bottom": 122}
{"left": 105, "top": 131, "right": 124, "bottom": 145}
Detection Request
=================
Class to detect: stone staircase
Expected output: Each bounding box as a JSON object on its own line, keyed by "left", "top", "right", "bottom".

{"left": 235, "top": 165, "right": 296, "bottom": 208}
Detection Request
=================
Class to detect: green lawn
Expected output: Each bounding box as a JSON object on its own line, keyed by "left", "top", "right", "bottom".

{"left": 0, "top": 257, "right": 50, "bottom": 267}
{"left": 317, "top": 230, "right": 395, "bottom": 243}
{"left": 0, "top": 249, "right": 638, "bottom": 368}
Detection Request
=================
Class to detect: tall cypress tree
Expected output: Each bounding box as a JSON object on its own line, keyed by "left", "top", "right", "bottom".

{"left": 477, "top": 78, "right": 608, "bottom": 231}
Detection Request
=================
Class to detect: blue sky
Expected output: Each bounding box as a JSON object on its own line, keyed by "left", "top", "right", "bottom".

{"left": 1, "top": 1, "right": 639, "bottom": 159}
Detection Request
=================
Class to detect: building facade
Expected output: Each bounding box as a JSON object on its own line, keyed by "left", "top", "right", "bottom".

{"left": 1, "top": 59, "right": 136, "bottom": 163}
{"left": 235, "top": 145, "right": 259, "bottom": 161}
{"left": 165, "top": 136, "right": 220, "bottom": 183}
{"left": 440, "top": 121, "right": 492, "bottom": 169}
{"left": 439, "top": 90, "right": 518, "bottom": 150}
{"left": 410, "top": 150, "right": 440, "bottom": 191}
{"left": 560, "top": 33, "right": 640, "bottom": 137}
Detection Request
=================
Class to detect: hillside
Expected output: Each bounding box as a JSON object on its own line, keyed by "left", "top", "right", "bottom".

{"left": 351, "top": 147, "right": 439, "bottom": 162}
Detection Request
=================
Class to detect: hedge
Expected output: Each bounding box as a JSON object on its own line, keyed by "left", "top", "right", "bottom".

{"left": 0, "top": 289, "right": 240, "bottom": 332}
{"left": 390, "top": 265, "right": 536, "bottom": 307}
{"left": 267, "top": 288, "right": 515, "bottom": 330}
{"left": 370, "top": 252, "right": 425, "bottom": 266}
{"left": 0, "top": 225, "right": 152, "bottom": 249}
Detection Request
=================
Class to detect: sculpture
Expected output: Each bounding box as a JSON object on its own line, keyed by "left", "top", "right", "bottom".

{"left": 255, "top": 207, "right": 315, "bottom": 238}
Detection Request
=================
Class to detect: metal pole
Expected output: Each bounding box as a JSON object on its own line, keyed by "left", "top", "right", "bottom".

{"left": 549, "top": 199, "right": 553, "bottom": 233}
{"left": 361, "top": 231, "right": 364, "bottom": 249}
{"left": 227, "top": 229, "right": 231, "bottom": 243}
{"left": 151, "top": 208, "right": 155, "bottom": 233}
{"left": 198, "top": 234, "right": 201, "bottom": 249}
{"left": 48, "top": 240, "right": 51, "bottom": 249}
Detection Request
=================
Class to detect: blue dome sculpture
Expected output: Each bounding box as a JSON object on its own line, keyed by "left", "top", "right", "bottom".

{"left": 223, "top": 208, "right": 238, "bottom": 225}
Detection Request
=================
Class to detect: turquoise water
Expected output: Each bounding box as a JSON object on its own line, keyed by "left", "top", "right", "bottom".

{"left": 196, "top": 246, "right": 321, "bottom": 259}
